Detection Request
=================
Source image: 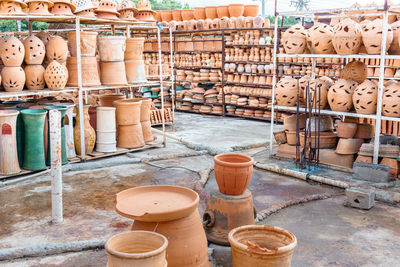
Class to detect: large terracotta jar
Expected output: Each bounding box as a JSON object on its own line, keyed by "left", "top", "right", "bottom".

{"left": 74, "top": 105, "right": 96, "bottom": 155}
{"left": 96, "top": 107, "right": 116, "bottom": 152}
{"left": 125, "top": 37, "right": 146, "bottom": 84}
{"left": 228, "top": 4, "right": 244, "bottom": 17}
{"left": 105, "top": 231, "right": 168, "bottom": 267}
{"left": 214, "top": 153, "right": 254, "bottom": 195}
{"left": 21, "top": 109, "right": 47, "bottom": 170}
{"left": 66, "top": 56, "right": 101, "bottom": 87}
{"left": 362, "top": 19, "right": 393, "bottom": 54}
{"left": 382, "top": 82, "right": 400, "bottom": 117}
{"left": 44, "top": 106, "right": 68, "bottom": 165}
{"left": 97, "top": 36, "right": 126, "bottom": 62}
{"left": 0, "top": 36, "right": 25, "bottom": 67}
{"left": 100, "top": 61, "right": 128, "bottom": 85}
{"left": 332, "top": 18, "right": 362, "bottom": 55}
{"left": 67, "top": 31, "right": 98, "bottom": 57}
{"left": 23, "top": 35, "right": 45, "bottom": 65}
{"left": 24, "top": 64, "right": 46, "bottom": 90}
{"left": 99, "top": 94, "right": 126, "bottom": 107}
{"left": 116, "top": 185, "right": 210, "bottom": 267}
{"left": 327, "top": 79, "right": 359, "bottom": 112}
{"left": 282, "top": 24, "right": 307, "bottom": 54}
{"left": 275, "top": 77, "right": 298, "bottom": 107}
{"left": 353, "top": 80, "right": 378, "bottom": 114}
{"left": 389, "top": 21, "right": 400, "bottom": 54}
{"left": 44, "top": 60, "right": 68, "bottom": 90}
{"left": 117, "top": 124, "right": 145, "bottom": 148}
{"left": 26, "top": 0, "right": 53, "bottom": 15}
{"left": 306, "top": 23, "right": 334, "bottom": 54}
{"left": 1, "top": 67, "right": 26, "bottom": 92}
{"left": 46, "top": 36, "right": 69, "bottom": 63}
{"left": 0, "top": 110, "right": 20, "bottom": 175}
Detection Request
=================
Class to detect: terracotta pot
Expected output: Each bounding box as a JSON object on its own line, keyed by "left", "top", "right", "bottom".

{"left": 362, "top": 19, "right": 393, "bottom": 54}
{"left": 172, "top": 9, "right": 182, "bottom": 21}
{"left": 382, "top": 82, "right": 400, "bottom": 117}
{"left": 23, "top": 35, "right": 45, "bottom": 65}
{"left": 135, "top": 10, "right": 157, "bottom": 22}
{"left": 340, "top": 61, "right": 367, "bottom": 84}
{"left": 283, "top": 114, "right": 306, "bottom": 131}
{"left": 125, "top": 60, "right": 147, "bottom": 84}
{"left": 0, "top": 110, "right": 20, "bottom": 175}
{"left": 76, "top": 9, "right": 96, "bottom": 18}
{"left": 306, "top": 23, "right": 334, "bottom": 54}
{"left": 1, "top": 67, "right": 25, "bottom": 92}
{"left": 50, "top": 2, "right": 75, "bottom": 15}
{"left": 160, "top": 10, "right": 172, "bottom": 22}
{"left": 306, "top": 76, "right": 333, "bottom": 110}
{"left": 44, "top": 60, "right": 68, "bottom": 90}
{"left": 0, "top": 0, "right": 26, "bottom": 15}
{"left": 336, "top": 121, "right": 357, "bottom": 138}
{"left": 46, "top": 36, "right": 69, "bottom": 63}
{"left": 194, "top": 7, "right": 205, "bottom": 20}
{"left": 125, "top": 37, "right": 145, "bottom": 60}
{"left": 24, "top": 64, "right": 45, "bottom": 90}
{"left": 282, "top": 24, "right": 307, "bottom": 54}
{"left": 335, "top": 138, "right": 364, "bottom": 155}
{"left": 379, "top": 158, "right": 399, "bottom": 178}
{"left": 95, "top": 0, "right": 119, "bottom": 19}
{"left": 67, "top": 31, "right": 98, "bottom": 57}
{"left": 353, "top": 80, "right": 378, "bottom": 114}
{"left": 327, "top": 79, "right": 358, "bottom": 112}
{"left": 285, "top": 131, "right": 298, "bottom": 146}
{"left": 114, "top": 99, "right": 141, "bottom": 125}
{"left": 205, "top": 6, "right": 217, "bottom": 19}
{"left": 273, "top": 130, "right": 287, "bottom": 144}
{"left": 214, "top": 153, "right": 254, "bottom": 195}
{"left": 299, "top": 132, "right": 338, "bottom": 149}
{"left": 105, "top": 231, "right": 168, "bottom": 267}
{"left": 1, "top": 36, "right": 25, "bottom": 67}
{"left": 332, "top": 18, "right": 362, "bottom": 55}
{"left": 181, "top": 9, "right": 194, "bottom": 20}
{"left": 275, "top": 77, "right": 298, "bottom": 107}
{"left": 97, "top": 36, "right": 126, "bottom": 62}
{"left": 228, "top": 4, "right": 244, "bottom": 17}
{"left": 74, "top": 104, "right": 96, "bottom": 155}
{"left": 100, "top": 61, "right": 127, "bottom": 85}
{"left": 389, "top": 21, "right": 400, "bottom": 54}
{"left": 99, "top": 94, "right": 126, "bottom": 107}
{"left": 354, "top": 123, "right": 374, "bottom": 139}
{"left": 117, "top": 124, "right": 144, "bottom": 148}
{"left": 355, "top": 155, "right": 373, "bottom": 164}
{"left": 229, "top": 225, "right": 297, "bottom": 267}
{"left": 243, "top": 5, "right": 259, "bottom": 17}
{"left": 26, "top": 0, "right": 53, "bottom": 15}
{"left": 64, "top": 104, "right": 76, "bottom": 158}
{"left": 96, "top": 107, "right": 116, "bottom": 153}
{"left": 216, "top": 6, "right": 228, "bottom": 18}
{"left": 66, "top": 56, "right": 100, "bottom": 87}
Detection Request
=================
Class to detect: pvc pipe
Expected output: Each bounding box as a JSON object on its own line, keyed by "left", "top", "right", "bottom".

{"left": 49, "top": 110, "right": 63, "bottom": 223}
{"left": 157, "top": 26, "right": 166, "bottom": 146}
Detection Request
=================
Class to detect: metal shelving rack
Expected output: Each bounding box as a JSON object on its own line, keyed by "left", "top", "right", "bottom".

{"left": 269, "top": 3, "right": 400, "bottom": 164}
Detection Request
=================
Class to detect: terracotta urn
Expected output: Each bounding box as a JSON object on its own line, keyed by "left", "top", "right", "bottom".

{"left": 205, "top": 6, "right": 217, "bottom": 19}
{"left": 382, "top": 82, "right": 400, "bottom": 117}
{"left": 327, "top": 79, "right": 359, "bottom": 112}
{"left": 45, "top": 36, "right": 68, "bottom": 63}
{"left": 243, "top": 5, "right": 259, "bottom": 17}
{"left": 67, "top": 31, "right": 98, "bottom": 57}
{"left": 216, "top": 6, "right": 229, "bottom": 18}
{"left": 0, "top": 0, "right": 26, "bottom": 15}
{"left": 389, "top": 21, "right": 400, "bottom": 54}
{"left": 1, "top": 36, "right": 25, "bottom": 67}
{"left": 23, "top": 35, "right": 45, "bottom": 65}
{"left": 24, "top": 64, "right": 46, "bottom": 90}
{"left": 66, "top": 56, "right": 100, "bottom": 87}
{"left": 95, "top": 0, "right": 119, "bottom": 19}
{"left": 44, "top": 60, "right": 68, "bottom": 90}
{"left": 282, "top": 24, "right": 307, "bottom": 54}
{"left": 214, "top": 153, "right": 254, "bottom": 195}
{"left": 228, "top": 4, "right": 244, "bottom": 17}
{"left": 336, "top": 121, "right": 358, "bottom": 138}
{"left": 194, "top": 7, "right": 205, "bottom": 20}
{"left": 275, "top": 77, "right": 298, "bottom": 107}
{"left": 353, "top": 80, "right": 378, "bottom": 114}
{"left": 50, "top": 0, "right": 76, "bottom": 15}
{"left": 99, "top": 94, "right": 126, "bottom": 107}
{"left": 74, "top": 104, "right": 96, "bottom": 155}
{"left": 306, "top": 23, "right": 334, "bottom": 54}
{"left": 332, "top": 18, "right": 362, "bottom": 55}
{"left": 0, "top": 110, "right": 20, "bottom": 175}
{"left": 340, "top": 60, "right": 367, "bottom": 84}
{"left": 97, "top": 36, "right": 126, "bottom": 62}
{"left": 1, "top": 67, "right": 25, "bottom": 92}
{"left": 362, "top": 19, "right": 393, "bottom": 54}
{"left": 26, "top": 0, "right": 53, "bottom": 15}
{"left": 100, "top": 61, "right": 127, "bottom": 85}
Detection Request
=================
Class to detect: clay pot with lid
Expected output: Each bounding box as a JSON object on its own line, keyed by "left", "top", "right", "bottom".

{"left": 194, "top": 7, "right": 205, "bottom": 20}
{"left": 362, "top": 19, "right": 393, "bottom": 54}
{"left": 243, "top": 5, "right": 258, "bottom": 17}
{"left": 0, "top": 0, "right": 26, "bottom": 15}
{"left": 44, "top": 60, "right": 68, "bottom": 90}
{"left": 23, "top": 35, "right": 45, "bottom": 65}
{"left": 66, "top": 56, "right": 101, "bottom": 87}
{"left": 45, "top": 36, "right": 68, "bottom": 63}
{"left": 205, "top": 6, "right": 217, "bottom": 19}
{"left": 332, "top": 18, "right": 362, "bottom": 55}
{"left": 228, "top": 4, "right": 244, "bottom": 17}
{"left": 50, "top": 0, "right": 76, "bottom": 15}
{"left": 97, "top": 36, "right": 126, "bottom": 61}
{"left": 1, "top": 67, "right": 25, "bottom": 92}
{"left": 67, "top": 31, "right": 97, "bottom": 57}
{"left": 275, "top": 77, "right": 298, "bottom": 107}
{"left": 353, "top": 80, "right": 378, "bottom": 114}
{"left": 214, "top": 153, "right": 254, "bottom": 195}
{"left": 306, "top": 23, "right": 334, "bottom": 54}
{"left": 327, "top": 79, "right": 359, "bottom": 112}
{"left": 382, "top": 82, "right": 400, "bottom": 117}
{"left": 1, "top": 36, "right": 25, "bottom": 67}
{"left": 217, "top": 6, "right": 229, "bottom": 18}
{"left": 26, "top": 0, "right": 53, "bottom": 15}
{"left": 282, "top": 24, "right": 307, "bottom": 54}
{"left": 95, "top": 0, "right": 120, "bottom": 20}
{"left": 24, "top": 64, "right": 45, "bottom": 90}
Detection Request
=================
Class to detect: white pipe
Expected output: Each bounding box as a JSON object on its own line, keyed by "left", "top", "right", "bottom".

{"left": 49, "top": 110, "right": 63, "bottom": 223}
{"left": 169, "top": 28, "right": 175, "bottom": 130}
{"left": 157, "top": 26, "right": 166, "bottom": 146}
{"left": 269, "top": 16, "right": 279, "bottom": 156}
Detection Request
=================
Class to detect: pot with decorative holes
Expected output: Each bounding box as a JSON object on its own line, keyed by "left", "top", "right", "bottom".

{"left": 117, "top": 0, "right": 137, "bottom": 20}
{"left": 362, "top": 19, "right": 393, "bottom": 54}
{"left": 95, "top": 0, "right": 119, "bottom": 20}
{"left": 332, "top": 18, "right": 362, "bottom": 55}
{"left": 306, "top": 23, "right": 334, "bottom": 54}
{"left": 24, "top": 64, "right": 46, "bottom": 90}
{"left": 282, "top": 24, "right": 307, "bottom": 54}
{"left": 340, "top": 60, "right": 367, "bottom": 84}
{"left": 382, "top": 82, "right": 400, "bottom": 117}
{"left": 44, "top": 60, "right": 69, "bottom": 90}
{"left": 23, "top": 35, "right": 45, "bottom": 65}
{"left": 135, "top": 0, "right": 156, "bottom": 21}
{"left": 46, "top": 36, "right": 69, "bottom": 63}
{"left": 1, "top": 67, "right": 25, "bottom": 92}
{"left": 389, "top": 21, "right": 400, "bottom": 54}
{"left": 306, "top": 76, "right": 334, "bottom": 110}
{"left": 275, "top": 77, "right": 298, "bottom": 107}
{"left": 0, "top": 0, "right": 26, "bottom": 15}
{"left": 50, "top": 0, "right": 76, "bottom": 15}
{"left": 26, "top": 0, "right": 53, "bottom": 15}
{"left": 0, "top": 36, "right": 25, "bottom": 67}
{"left": 327, "top": 79, "right": 359, "bottom": 112}
{"left": 353, "top": 80, "right": 378, "bottom": 114}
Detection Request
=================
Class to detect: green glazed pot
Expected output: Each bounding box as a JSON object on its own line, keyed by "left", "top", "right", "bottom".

{"left": 44, "top": 106, "right": 68, "bottom": 166}
{"left": 6, "top": 107, "right": 24, "bottom": 167}
{"left": 21, "top": 109, "right": 47, "bottom": 171}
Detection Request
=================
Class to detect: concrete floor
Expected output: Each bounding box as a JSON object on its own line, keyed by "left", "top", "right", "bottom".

{"left": 1, "top": 112, "right": 400, "bottom": 266}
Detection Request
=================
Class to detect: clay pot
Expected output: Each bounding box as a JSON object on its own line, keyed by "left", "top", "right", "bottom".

{"left": 306, "top": 23, "right": 334, "bottom": 54}
{"left": 353, "top": 80, "right": 378, "bottom": 114}
{"left": 95, "top": 0, "right": 119, "bottom": 19}
{"left": 125, "top": 60, "right": 147, "bottom": 84}
{"left": 216, "top": 6, "right": 229, "bottom": 18}
{"left": 273, "top": 130, "right": 287, "bottom": 144}
{"left": 50, "top": 0, "right": 76, "bottom": 15}
{"left": 67, "top": 31, "right": 98, "bottom": 57}
{"left": 354, "top": 123, "right": 374, "bottom": 139}
{"left": 214, "top": 153, "right": 254, "bottom": 195}
{"left": 362, "top": 19, "right": 393, "bottom": 54}
{"left": 306, "top": 76, "right": 333, "bottom": 109}
{"left": 100, "top": 61, "right": 127, "bottom": 85}
{"left": 159, "top": 10, "right": 172, "bottom": 22}
{"left": 229, "top": 225, "right": 297, "bottom": 267}
{"left": 205, "top": 6, "right": 217, "bottom": 19}
{"left": 105, "top": 231, "right": 168, "bottom": 267}
{"left": 44, "top": 60, "right": 68, "bottom": 90}
{"left": 114, "top": 99, "right": 141, "bottom": 125}
{"left": 46, "top": 36, "right": 68, "bottom": 63}
{"left": 335, "top": 138, "right": 364, "bottom": 155}
{"left": 96, "top": 106, "right": 116, "bottom": 153}
{"left": 285, "top": 131, "right": 298, "bottom": 146}
{"left": 356, "top": 155, "right": 372, "bottom": 164}
{"left": 336, "top": 121, "right": 357, "bottom": 138}
{"left": 283, "top": 114, "right": 306, "bottom": 131}
{"left": 1, "top": 67, "right": 25, "bottom": 92}
{"left": 66, "top": 56, "right": 101, "bottom": 87}
{"left": 97, "top": 36, "right": 126, "bottom": 62}
{"left": 0, "top": 110, "right": 20, "bottom": 175}
{"left": 275, "top": 77, "right": 298, "bottom": 107}
{"left": 282, "top": 24, "right": 307, "bottom": 54}
{"left": 382, "top": 82, "right": 400, "bottom": 117}
{"left": 99, "top": 94, "right": 126, "bottom": 107}
{"left": 26, "top": 0, "right": 53, "bottom": 15}
{"left": 172, "top": 9, "right": 182, "bottom": 21}
{"left": 194, "top": 7, "right": 205, "bottom": 20}
{"left": 243, "top": 5, "right": 258, "bottom": 17}
{"left": 340, "top": 61, "right": 367, "bottom": 84}
{"left": 74, "top": 105, "right": 96, "bottom": 155}
{"left": 389, "top": 21, "right": 400, "bottom": 54}
{"left": 228, "top": 4, "right": 244, "bottom": 17}
{"left": 379, "top": 158, "right": 399, "bottom": 178}
{"left": 0, "top": 0, "right": 26, "bottom": 15}
{"left": 1, "top": 36, "right": 25, "bottom": 67}
{"left": 76, "top": 9, "right": 96, "bottom": 18}
{"left": 299, "top": 132, "right": 338, "bottom": 149}
{"left": 23, "top": 35, "right": 45, "bottom": 65}
{"left": 118, "top": 9, "right": 136, "bottom": 20}
{"left": 125, "top": 37, "right": 145, "bottom": 60}
{"left": 327, "top": 79, "right": 358, "bottom": 112}
{"left": 332, "top": 18, "right": 362, "bottom": 55}
{"left": 117, "top": 124, "right": 144, "bottom": 148}
{"left": 135, "top": 10, "right": 157, "bottom": 22}
{"left": 181, "top": 9, "right": 194, "bottom": 20}
{"left": 24, "top": 64, "right": 45, "bottom": 90}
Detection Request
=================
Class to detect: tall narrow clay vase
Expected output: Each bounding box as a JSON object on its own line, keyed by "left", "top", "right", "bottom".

{"left": 74, "top": 105, "right": 96, "bottom": 155}
{"left": 21, "top": 109, "right": 47, "bottom": 171}
{"left": 5, "top": 107, "right": 24, "bottom": 168}
{"left": 96, "top": 107, "right": 117, "bottom": 152}
{"left": 44, "top": 106, "right": 68, "bottom": 165}
{"left": 64, "top": 104, "right": 76, "bottom": 159}
{"left": 0, "top": 110, "right": 20, "bottom": 175}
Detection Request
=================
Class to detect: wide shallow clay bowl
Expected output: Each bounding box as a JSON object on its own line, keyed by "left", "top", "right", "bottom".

{"left": 116, "top": 185, "right": 199, "bottom": 222}
{"left": 299, "top": 132, "right": 338, "bottom": 149}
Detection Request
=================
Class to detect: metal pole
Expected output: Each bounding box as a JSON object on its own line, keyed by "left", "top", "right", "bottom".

{"left": 169, "top": 27, "right": 175, "bottom": 130}
{"left": 76, "top": 17, "right": 86, "bottom": 159}
{"left": 269, "top": 15, "right": 279, "bottom": 156}
{"left": 221, "top": 29, "right": 226, "bottom": 117}
{"left": 157, "top": 26, "right": 166, "bottom": 146}
{"left": 49, "top": 109, "right": 62, "bottom": 223}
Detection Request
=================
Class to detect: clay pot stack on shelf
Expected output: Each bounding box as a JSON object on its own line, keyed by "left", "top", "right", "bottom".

{"left": 0, "top": 0, "right": 26, "bottom": 15}
{"left": 117, "top": 0, "right": 137, "bottom": 20}
{"left": 50, "top": 0, "right": 76, "bottom": 16}
{"left": 26, "top": 0, "right": 53, "bottom": 15}
{"left": 23, "top": 35, "right": 46, "bottom": 90}
{"left": 1, "top": 36, "right": 26, "bottom": 92}
{"left": 44, "top": 35, "right": 69, "bottom": 90}
{"left": 73, "top": 0, "right": 97, "bottom": 17}
{"left": 335, "top": 121, "right": 364, "bottom": 159}
{"left": 125, "top": 37, "right": 147, "bottom": 84}
{"left": 135, "top": 0, "right": 156, "bottom": 21}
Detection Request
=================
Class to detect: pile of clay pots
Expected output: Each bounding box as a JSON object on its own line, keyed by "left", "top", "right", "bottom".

{"left": 225, "top": 63, "right": 274, "bottom": 85}
{"left": 226, "top": 46, "right": 273, "bottom": 62}
{"left": 143, "top": 53, "right": 170, "bottom": 79}
{"left": 174, "top": 53, "right": 222, "bottom": 67}
{"left": 226, "top": 30, "right": 273, "bottom": 46}
{"left": 224, "top": 85, "right": 272, "bottom": 98}
{"left": 176, "top": 69, "right": 222, "bottom": 83}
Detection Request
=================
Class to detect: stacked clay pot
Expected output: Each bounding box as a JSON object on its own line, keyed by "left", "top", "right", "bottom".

{"left": 353, "top": 80, "right": 378, "bottom": 114}
{"left": 275, "top": 77, "right": 298, "bottom": 107}
{"left": 282, "top": 24, "right": 307, "bottom": 54}
{"left": 26, "top": 0, "right": 53, "bottom": 15}
{"left": 135, "top": 0, "right": 156, "bottom": 21}
{"left": 50, "top": 0, "right": 76, "bottom": 15}
{"left": 327, "top": 79, "right": 359, "bottom": 112}
{"left": 332, "top": 18, "right": 362, "bottom": 55}
{"left": 362, "top": 19, "right": 393, "bottom": 55}
{"left": 382, "top": 82, "right": 400, "bottom": 117}
{"left": 1, "top": 36, "right": 26, "bottom": 92}
{"left": 97, "top": 35, "right": 127, "bottom": 85}
{"left": 114, "top": 99, "right": 145, "bottom": 148}
{"left": 117, "top": 0, "right": 137, "bottom": 20}
{"left": 306, "top": 23, "right": 334, "bottom": 54}
{"left": 0, "top": 0, "right": 26, "bottom": 15}
{"left": 66, "top": 31, "right": 101, "bottom": 87}
{"left": 23, "top": 35, "right": 46, "bottom": 90}
{"left": 125, "top": 37, "right": 147, "bottom": 84}
{"left": 44, "top": 36, "right": 69, "bottom": 90}
{"left": 136, "top": 98, "right": 153, "bottom": 143}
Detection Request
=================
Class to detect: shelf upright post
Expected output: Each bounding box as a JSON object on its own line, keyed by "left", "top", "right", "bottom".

{"left": 373, "top": 9, "right": 389, "bottom": 164}
{"left": 75, "top": 16, "right": 86, "bottom": 159}
{"left": 169, "top": 27, "right": 176, "bottom": 130}
{"left": 269, "top": 16, "right": 280, "bottom": 157}
{"left": 221, "top": 29, "right": 226, "bottom": 117}
{"left": 157, "top": 25, "right": 166, "bottom": 146}
{"left": 28, "top": 20, "right": 32, "bottom": 35}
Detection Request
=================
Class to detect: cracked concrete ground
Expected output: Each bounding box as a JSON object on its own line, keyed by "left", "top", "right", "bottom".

{"left": 1, "top": 112, "right": 400, "bottom": 266}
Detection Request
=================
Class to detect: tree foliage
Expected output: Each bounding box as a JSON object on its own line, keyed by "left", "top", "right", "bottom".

{"left": 289, "top": 0, "right": 310, "bottom": 11}
{"left": 267, "top": 16, "right": 298, "bottom": 27}
{"left": 0, "top": 20, "right": 48, "bottom": 32}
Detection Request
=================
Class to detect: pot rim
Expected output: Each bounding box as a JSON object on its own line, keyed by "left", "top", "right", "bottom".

{"left": 228, "top": 225, "right": 297, "bottom": 255}
{"left": 113, "top": 99, "right": 143, "bottom": 106}
{"left": 105, "top": 230, "right": 168, "bottom": 259}
{"left": 228, "top": 3, "right": 244, "bottom": 7}
{"left": 0, "top": 110, "right": 19, "bottom": 116}
{"left": 67, "top": 31, "right": 98, "bottom": 36}
{"left": 214, "top": 153, "right": 254, "bottom": 167}
{"left": 299, "top": 131, "right": 337, "bottom": 139}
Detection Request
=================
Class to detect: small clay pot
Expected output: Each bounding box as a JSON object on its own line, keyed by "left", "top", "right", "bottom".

{"left": 0, "top": 36, "right": 25, "bottom": 67}
{"left": 194, "top": 7, "right": 205, "bottom": 20}
{"left": 362, "top": 19, "right": 393, "bottom": 54}
{"left": 354, "top": 123, "right": 374, "bottom": 139}
{"left": 332, "top": 18, "right": 362, "bottom": 55}
{"left": 46, "top": 36, "right": 68, "bottom": 63}
{"left": 282, "top": 24, "right": 307, "bottom": 54}
{"left": 50, "top": 1, "right": 76, "bottom": 15}
{"left": 1, "top": 67, "right": 25, "bottom": 92}
{"left": 0, "top": 0, "right": 26, "bottom": 15}
{"left": 44, "top": 60, "right": 68, "bottom": 90}
{"left": 285, "top": 131, "right": 298, "bottom": 145}
{"left": 23, "top": 35, "right": 45, "bottom": 65}
{"left": 216, "top": 6, "right": 229, "bottom": 18}
{"left": 24, "top": 64, "right": 45, "bottom": 90}
{"left": 205, "top": 6, "right": 217, "bottom": 19}
{"left": 336, "top": 121, "right": 357, "bottom": 138}
{"left": 243, "top": 5, "right": 258, "bottom": 17}
{"left": 335, "top": 138, "right": 364, "bottom": 155}
{"left": 275, "top": 77, "right": 298, "bottom": 107}
{"left": 353, "top": 80, "right": 378, "bottom": 114}
{"left": 379, "top": 158, "right": 399, "bottom": 178}
{"left": 99, "top": 94, "right": 126, "bottom": 107}
{"left": 228, "top": 4, "right": 244, "bottom": 17}
{"left": 306, "top": 23, "right": 334, "bottom": 54}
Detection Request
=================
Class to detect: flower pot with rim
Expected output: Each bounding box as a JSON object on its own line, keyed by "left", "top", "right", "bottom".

{"left": 99, "top": 94, "right": 126, "bottom": 107}
{"left": 44, "top": 105, "right": 68, "bottom": 165}
{"left": 228, "top": 4, "right": 244, "bottom": 17}
{"left": 243, "top": 5, "right": 259, "bottom": 17}
{"left": 0, "top": 110, "right": 20, "bottom": 175}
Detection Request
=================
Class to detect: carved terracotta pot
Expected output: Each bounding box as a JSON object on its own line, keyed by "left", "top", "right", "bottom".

{"left": 389, "top": 21, "right": 400, "bottom": 54}
{"left": 50, "top": 0, "right": 76, "bottom": 15}
{"left": 67, "top": 31, "right": 98, "bottom": 57}
{"left": 0, "top": 110, "right": 20, "bottom": 175}
{"left": 97, "top": 36, "right": 126, "bottom": 62}
{"left": 66, "top": 56, "right": 101, "bottom": 87}
{"left": 46, "top": 36, "right": 69, "bottom": 63}
{"left": 24, "top": 64, "right": 45, "bottom": 90}
{"left": 1, "top": 67, "right": 25, "bottom": 92}
{"left": 382, "top": 82, "right": 400, "bottom": 117}
{"left": 275, "top": 77, "right": 298, "bottom": 107}
{"left": 44, "top": 60, "right": 68, "bottom": 90}
{"left": 0, "top": 0, "right": 26, "bottom": 15}
{"left": 307, "top": 76, "right": 333, "bottom": 109}
{"left": 125, "top": 37, "right": 145, "bottom": 60}
{"left": 340, "top": 60, "right": 367, "bottom": 84}
{"left": 26, "top": 0, "right": 53, "bottom": 15}
{"left": 282, "top": 24, "right": 307, "bottom": 54}
{"left": 74, "top": 104, "right": 96, "bottom": 155}
{"left": 95, "top": 0, "right": 120, "bottom": 19}
{"left": 332, "top": 18, "right": 362, "bottom": 55}
{"left": 1, "top": 36, "right": 25, "bottom": 67}
{"left": 362, "top": 19, "right": 393, "bottom": 54}
{"left": 228, "top": 4, "right": 244, "bottom": 17}
{"left": 353, "top": 80, "right": 378, "bottom": 114}
{"left": 306, "top": 23, "right": 334, "bottom": 54}
{"left": 135, "top": 10, "right": 156, "bottom": 21}
{"left": 327, "top": 79, "right": 358, "bottom": 112}
{"left": 100, "top": 61, "right": 127, "bottom": 85}
{"left": 23, "top": 35, "right": 45, "bottom": 65}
